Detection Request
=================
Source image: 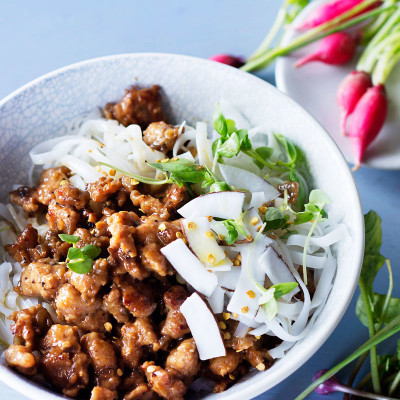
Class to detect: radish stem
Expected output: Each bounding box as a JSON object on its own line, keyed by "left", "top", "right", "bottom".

{"left": 241, "top": 2, "right": 394, "bottom": 72}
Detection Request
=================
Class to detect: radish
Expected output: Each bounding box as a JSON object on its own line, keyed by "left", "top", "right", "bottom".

{"left": 295, "top": 32, "right": 356, "bottom": 68}
{"left": 347, "top": 84, "right": 388, "bottom": 169}
{"left": 337, "top": 70, "right": 372, "bottom": 134}
{"left": 209, "top": 54, "right": 245, "bottom": 68}
{"left": 296, "top": 0, "right": 379, "bottom": 30}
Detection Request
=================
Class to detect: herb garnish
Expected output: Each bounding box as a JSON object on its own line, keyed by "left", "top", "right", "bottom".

{"left": 58, "top": 234, "right": 101, "bottom": 274}
{"left": 258, "top": 282, "right": 299, "bottom": 320}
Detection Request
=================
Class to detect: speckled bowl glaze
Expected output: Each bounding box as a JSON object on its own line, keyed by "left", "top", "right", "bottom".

{"left": 0, "top": 53, "right": 364, "bottom": 400}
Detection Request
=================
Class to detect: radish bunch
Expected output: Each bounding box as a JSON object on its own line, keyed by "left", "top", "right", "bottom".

{"left": 208, "top": 0, "right": 400, "bottom": 169}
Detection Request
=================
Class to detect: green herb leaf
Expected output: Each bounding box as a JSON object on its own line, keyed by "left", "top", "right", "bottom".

{"left": 81, "top": 245, "right": 102, "bottom": 259}
{"left": 226, "top": 119, "right": 237, "bottom": 135}
{"left": 356, "top": 293, "right": 400, "bottom": 328}
{"left": 272, "top": 282, "right": 299, "bottom": 299}
{"left": 360, "top": 211, "right": 386, "bottom": 290}
{"left": 67, "top": 247, "right": 84, "bottom": 260}
{"left": 274, "top": 133, "right": 297, "bottom": 167}
{"left": 217, "top": 132, "right": 240, "bottom": 158}
{"left": 253, "top": 147, "right": 274, "bottom": 169}
{"left": 224, "top": 223, "right": 239, "bottom": 245}
{"left": 67, "top": 258, "right": 93, "bottom": 274}
{"left": 58, "top": 234, "right": 80, "bottom": 244}
{"left": 237, "top": 129, "right": 252, "bottom": 150}
{"left": 294, "top": 211, "right": 314, "bottom": 225}
{"left": 149, "top": 159, "right": 207, "bottom": 184}
{"left": 209, "top": 182, "right": 231, "bottom": 193}
{"left": 279, "top": 229, "right": 298, "bottom": 240}
{"left": 263, "top": 207, "right": 288, "bottom": 231}
{"left": 213, "top": 103, "right": 227, "bottom": 137}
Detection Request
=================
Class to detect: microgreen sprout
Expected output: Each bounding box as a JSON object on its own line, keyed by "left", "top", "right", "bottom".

{"left": 58, "top": 234, "right": 101, "bottom": 274}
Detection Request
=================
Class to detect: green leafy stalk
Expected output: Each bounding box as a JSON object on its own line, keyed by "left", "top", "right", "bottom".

{"left": 359, "top": 278, "right": 382, "bottom": 393}
{"left": 242, "top": 2, "right": 395, "bottom": 72}
{"left": 295, "top": 314, "right": 400, "bottom": 400}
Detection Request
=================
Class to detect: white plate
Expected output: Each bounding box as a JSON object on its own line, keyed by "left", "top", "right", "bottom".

{"left": 276, "top": 0, "right": 400, "bottom": 170}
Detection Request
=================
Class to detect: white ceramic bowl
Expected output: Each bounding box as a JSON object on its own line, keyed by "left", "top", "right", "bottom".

{"left": 0, "top": 53, "right": 364, "bottom": 400}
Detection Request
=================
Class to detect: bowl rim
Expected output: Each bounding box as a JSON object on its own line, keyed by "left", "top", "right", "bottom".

{"left": 0, "top": 52, "right": 365, "bottom": 400}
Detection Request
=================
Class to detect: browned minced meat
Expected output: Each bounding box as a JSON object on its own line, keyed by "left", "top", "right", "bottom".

{"left": 165, "top": 338, "right": 200, "bottom": 383}
{"left": 9, "top": 167, "right": 70, "bottom": 213}
{"left": 120, "top": 318, "right": 158, "bottom": 368}
{"left": 160, "top": 286, "right": 190, "bottom": 339}
{"left": 209, "top": 349, "right": 242, "bottom": 377}
{"left": 90, "top": 387, "right": 118, "bottom": 400}
{"left": 104, "top": 85, "right": 166, "bottom": 130}
{"left": 18, "top": 259, "right": 68, "bottom": 300}
{"left": 81, "top": 332, "right": 120, "bottom": 391}
{"left": 142, "top": 361, "right": 187, "bottom": 400}
{"left": 277, "top": 180, "right": 300, "bottom": 204}
{"left": 5, "top": 224, "right": 44, "bottom": 266}
{"left": 55, "top": 283, "right": 110, "bottom": 332}
{"left": 88, "top": 177, "right": 123, "bottom": 203}
{"left": 143, "top": 122, "right": 180, "bottom": 153}
{"left": 40, "top": 324, "right": 90, "bottom": 397}
{"left": 5, "top": 344, "right": 37, "bottom": 376}
{"left": 5, "top": 85, "right": 278, "bottom": 399}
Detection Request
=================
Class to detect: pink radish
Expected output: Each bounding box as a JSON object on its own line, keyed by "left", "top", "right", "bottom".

{"left": 296, "top": 0, "right": 380, "bottom": 30}
{"left": 337, "top": 70, "right": 372, "bottom": 134}
{"left": 295, "top": 32, "right": 356, "bottom": 68}
{"left": 347, "top": 84, "right": 388, "bottom": 169}
{"left": 209, "top": 54, "right": 245, "bottom": 68}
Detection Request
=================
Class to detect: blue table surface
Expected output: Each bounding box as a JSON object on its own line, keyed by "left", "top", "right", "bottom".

{"left": 1, "top": 1, "right": 399, "bottom": 399}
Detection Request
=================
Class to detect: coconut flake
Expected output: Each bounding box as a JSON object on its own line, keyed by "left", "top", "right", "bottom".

{"left": 180, "top": 293, "right": 226, "bottom": 360}
{"left": 182, "top": 217, "right": 226, "bottom": 268}
{"left": 161, "top": 239, "right": 217, "bottom": 297}
{"left": 219, "top": 164, "right": 279, "bottom": 202}
{"left": 259, "top": 246, "right": 299, "bottom": 301}
{"left": 178, "top": 191, "right": 245, "bottom": 220}
{"left": 207, "top": 285, "right": 225, "bottom": 314}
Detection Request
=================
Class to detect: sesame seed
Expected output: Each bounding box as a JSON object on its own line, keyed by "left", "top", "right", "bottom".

{"left": 205, "top": 231, "right": 214, "bottom": 239}
{"left": 109, "top": 169, "right": 116, "bottom": 176}
{"left": 229, "top": 374, "right": 235, "bottom": 380}
{"left": 158, "top": 223, "right": 166, "bottom": 231}
{"left": 176, "top": 232, "right": 184, "bottom": 238}
{"left": 147, "top": 365, "right": 156, "bottom": 373}
{"left": 117, "top": 368, "right": 123, "bottom": 376}
{"left": 219, "top": 321, "right": 227, "bottom": 330}
{"left": 131, "top": 178, "right": 139, "bottom": 185}
{"left": 233, "top": 259, "right": 241, "bottom": 266}
{"left": 187, "top": 222, "right": 197, "bottom": 229}
{"left": 247, "top": 235, "right": 253, "bottom": 242}
{"left": 310, "top": 219, "right": 315, "bottom": 223}
{"left": 287, "top": 221, "right": 294, "bottom": 225}
{"left": 257, "top": 225, "right": 262, "bottom": 232}
{"left": 255, "top": 335, "right": 261, "bottom": 340}
{"left": 224, "top": 332, "right": 231, "bottom": 340}
{"left": 258, "top": 206, "right": 268, "bottom": 214}
{"left": 247, "top": 290, "right": 256, "bottom": 299}
{"left": 171, "top": 157, "right": 179, "bottom": 161}
{"left": 223, "top": 312, "right": 231, "bottom": 320}
{"left": 60, "top": 180, "right": 67, "bottom": 186}
{"left": 256, "top": 363, "right": 266, "bottom": 371}
{"left": 208, "top": 254, "right": 215, "bottom": 264}
{"left": 207, "top": 216, "right": 213, "bottom": 222}
{"left": 161, "top": 158, "right": 169, "bottom": 163}
{"left": 250, "top": 217, "right": 259, "bottom": 225}
{"left": 96, "top": 166, "right": 101, "bottom": 173}
{"left": 218, "top": 234, "right": 226, "bottom": 241}
{"left": 104, "top": 322, "right": 112, "bottom": 332}
{"left": 241, "top": 306, "right": 249, "bottom": 314}
{"left": 232, "top": 313, "right": 238, "bottom": 319}
{"left": 236, "top": 254, "right": 242, "bottom": 261}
